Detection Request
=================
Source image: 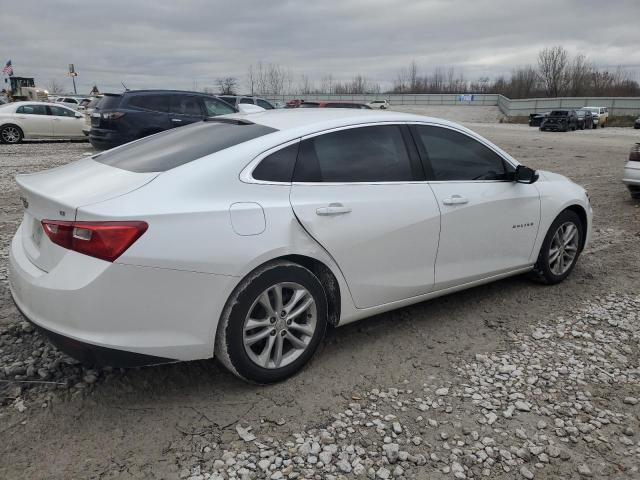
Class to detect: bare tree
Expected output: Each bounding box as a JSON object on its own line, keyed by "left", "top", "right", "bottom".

{"left": 246, "top": 65, "right": 256, "bottom": 95}
{"left": 47, "top": 79, "right": 65, "bottom": 94}
{"left": 537, "top": 46, "right": 569, "bottom": 97}
{"left": 216, "top": 77, "right": 238, "bottom": 95}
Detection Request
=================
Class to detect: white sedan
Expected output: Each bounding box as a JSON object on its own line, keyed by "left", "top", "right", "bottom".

{"left": 0, "top": 101, "right": 86, "bottom": 143}
{"left": 9, "top": 109, "right": 592, "bottom": 383}
{"left": 623, "top": 143, "right": 640, "bottom": 198}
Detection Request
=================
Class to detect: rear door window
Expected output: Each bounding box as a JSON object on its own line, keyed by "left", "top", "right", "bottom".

{"left": 127, "top": 94, "right": 169, "bottom": 112}
{"left": 293, "top": 125, "right": 415, "bottom": 182}
{"left": 96, "top": 95, "right": 122, "bottom": 110}
{"left": 17, "top": 104, "right": 49, "bottom": 115}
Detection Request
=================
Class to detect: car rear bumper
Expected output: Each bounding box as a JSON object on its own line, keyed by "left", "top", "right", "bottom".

{"left": 8, "top": 221, "right": 235, "bottom": 365}
{"left": 623, "top": 162, "right": 640, "bottom": 186}
{"left": 88, "top": 128, "right": 134, "bottom": 150}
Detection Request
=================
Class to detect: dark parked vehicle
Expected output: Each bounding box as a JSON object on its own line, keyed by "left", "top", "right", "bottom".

{"left": 298, "top": 101, "right": 372, "bottom": 109}
{"left": 528, "top": 112, "right": 549, "bottom": 127}
{"left": 218, "top": 95, "right": 275, "bottom": 110}
{"left": 89, "top": 90, "right": 237, "bottom": 150}
{"left": 540, "top": 109, "right": 578, "bottom": 132}
{"left": 576, "top": 109, "right": 594, "bottom": 130}
{"left": 635, "top": 116, "right": 640, "bottom": 129}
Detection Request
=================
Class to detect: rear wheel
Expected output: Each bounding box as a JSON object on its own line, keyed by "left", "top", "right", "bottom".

{"left": 215, "top": 261, "right": 328, "bottom": 383}
{"left": 528, "top": 210, "right": 583, "bottom": 285}
{"left": 0, "top": 125, "right": 23, "bottom": 144}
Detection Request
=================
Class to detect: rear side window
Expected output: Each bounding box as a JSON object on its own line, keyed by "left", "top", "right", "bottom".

{"left": 252, "top": 143, "right": 299, "bottom": 182}
{"left": 414, "top": 125, "right": 510, "bottom": 181}
{"left": 94, "top": 121, "right": 277, "bottom": 173}
{"left": 239, "top": 97, "right": 254, "bottom": 104}
{"left": 293, "top": 125, "right": 414, "bottom": 183}
{"left": 127, "top": 94, "right": 169, "bottom": 112}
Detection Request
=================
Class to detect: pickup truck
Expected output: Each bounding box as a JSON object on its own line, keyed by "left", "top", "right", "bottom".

{"left": 584, "top": 106, "right": 609, "bottom": 128}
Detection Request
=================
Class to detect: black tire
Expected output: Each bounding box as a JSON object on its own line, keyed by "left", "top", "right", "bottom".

{"left": 215, "top": 260, "right": 328, "bottom": 383}
{"left": 528, "top": 210, "right": 584, "bottom": 285}
{"left": 0, "top": 124, "right": 23, "bottom": 144}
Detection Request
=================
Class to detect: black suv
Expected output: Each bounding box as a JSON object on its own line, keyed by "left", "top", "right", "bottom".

{"left": 540, "top": 109, "right": 578, "bottom": 132}
{"left": 89, "top": 90, "right": 237, "bottom": 150}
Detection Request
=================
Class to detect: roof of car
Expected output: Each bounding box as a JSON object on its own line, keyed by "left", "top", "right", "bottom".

{"left": 219, "top": 108, "right": 460, "bottom": 134}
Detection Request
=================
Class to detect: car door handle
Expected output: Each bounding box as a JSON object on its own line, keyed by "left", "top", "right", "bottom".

{"left": 171, "top": 118, "right": 183, "bottom": 123}
{"left": 316, "top": 203, "right": 352, "bottom": 216}
{"left": 52, "top": 118, "right": 61, "bottom": 121}
{"left": 442, "top": 195, "right": 469, "bottom": 205}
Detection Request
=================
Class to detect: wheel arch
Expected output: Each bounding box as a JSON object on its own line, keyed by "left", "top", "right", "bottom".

{"left": 564, "top": 204, "right": 588, "bottom": 252}
{"left": 1, "top": 123, "right": 25, "bottom": 140}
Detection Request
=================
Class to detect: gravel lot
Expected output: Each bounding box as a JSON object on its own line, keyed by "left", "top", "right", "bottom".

{"left": 1, "top": 118, "right": 639, "bottom": 480}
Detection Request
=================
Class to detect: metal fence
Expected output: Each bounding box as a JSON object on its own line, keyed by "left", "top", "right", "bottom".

{"left": 265, "top": 93, "right": 640, "bottom": 117}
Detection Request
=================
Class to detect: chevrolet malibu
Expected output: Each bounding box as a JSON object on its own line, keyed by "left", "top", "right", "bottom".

{"left": 9, "top": 109, "right": 592, "bottom": 383}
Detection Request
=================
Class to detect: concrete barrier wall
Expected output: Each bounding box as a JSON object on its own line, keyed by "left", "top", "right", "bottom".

{"left": 265, "top": 93, "right": 640, "bottom": 117}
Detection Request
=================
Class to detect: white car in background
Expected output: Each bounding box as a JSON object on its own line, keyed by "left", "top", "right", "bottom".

{"left": 583, "top": 106, "right": 609, "bottom": 128}
{"left": 9, "top": 109, "right": 592, "bottom": 383}
{"left": 367, "top": 99, "right": 390, "bottom": 109}
{"left": 0, "top": 101, "right": 86, "bottom": 143}
{"left": 54, "top": 96, "right": 89, "bottom": 110}
{"left": 623, "top": 143, "right": 640, "bottom": 198}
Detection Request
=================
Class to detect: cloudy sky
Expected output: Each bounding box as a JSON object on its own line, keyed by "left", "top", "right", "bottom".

{"left": 1, "top": 0, "right": 639, "bottom": 94}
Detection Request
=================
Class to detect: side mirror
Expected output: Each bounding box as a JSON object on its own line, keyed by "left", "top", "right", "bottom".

{"left": 514, "top": 165, "right": 538, "bottom": 184}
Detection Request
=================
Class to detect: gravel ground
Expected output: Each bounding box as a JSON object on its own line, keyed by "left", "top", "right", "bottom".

{"left": 1, "top": 122, "right": 639, "bottom": 479}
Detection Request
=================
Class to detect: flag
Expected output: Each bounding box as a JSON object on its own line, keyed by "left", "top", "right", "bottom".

{"left": 2, "top": 60, "right": 13, "bottom": 76}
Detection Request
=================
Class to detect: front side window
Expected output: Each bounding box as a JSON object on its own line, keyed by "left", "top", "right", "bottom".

{"left": 414, "top": 125, "right": 511, "bottom": 181}
{"left": 17, "top": 104, "right": 48, "bottom": 115}
{"left": 169, "top": 95, "right": 203, "bottom": 116}
{"left": 293, "top": 125, "right": 414, "bottom": 182}
{"left": 202, "top": 97, "right": 236, "bottom": 116}
{"left": 252, "top": 143, "right": 299, "bottom": 182}
{"left": 256, "top": 99, "right": 274, "bottom": 110}
{"left": 49, "top": 105, "right": 75, "bottom": 117}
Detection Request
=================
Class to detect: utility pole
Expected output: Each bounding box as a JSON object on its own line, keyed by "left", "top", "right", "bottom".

{"left": 68, "top": 64, "right": 78, "bottom": 94}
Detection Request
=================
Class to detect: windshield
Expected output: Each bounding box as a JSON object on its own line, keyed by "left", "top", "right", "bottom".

{"left": 550, "top": 110, "right": 569, "bottom": 116}
{"left": 584, "top": 107, "right": 598, "bottom": 113}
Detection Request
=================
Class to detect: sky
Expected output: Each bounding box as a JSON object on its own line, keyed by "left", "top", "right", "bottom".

{"left": 1, "top": 0, "right": 639, "bottom": 95}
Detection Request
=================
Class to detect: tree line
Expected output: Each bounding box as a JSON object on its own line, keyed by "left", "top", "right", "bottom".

{"left": 392, "top": 46, "right": 639, "bottom": 98}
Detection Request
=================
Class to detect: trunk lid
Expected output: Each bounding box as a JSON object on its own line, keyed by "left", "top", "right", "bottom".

{"left": 16, "top": 157, "right": 158, "bottom": 272}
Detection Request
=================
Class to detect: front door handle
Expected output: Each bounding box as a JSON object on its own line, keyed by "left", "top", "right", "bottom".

{"left": 442, "top": 195, "right": 469, "bottom": 205}
{"left": 316, "top": 203, "right": 352, "bottom": 216}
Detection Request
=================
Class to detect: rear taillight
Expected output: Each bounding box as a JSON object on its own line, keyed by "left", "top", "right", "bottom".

{"left": 41, "top": 220, "right": 148, "bottom": 262}
{"left": 102, "top": 111, "right": 126, "bottom": 120}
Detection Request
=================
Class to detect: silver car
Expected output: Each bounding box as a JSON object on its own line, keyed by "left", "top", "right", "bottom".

{"left": 623, "top": 143, "right": 640, "bottom": 198}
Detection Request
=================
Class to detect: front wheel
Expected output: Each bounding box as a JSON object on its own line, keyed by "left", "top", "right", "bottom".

{"left": 215, "top": 261, "right": 328, "bottom": 383}
{"left": 0, "top": 125, "right": 23, "bottom": 144}
{"left": 528, "top": 210, "right": 583, "bottom": 285}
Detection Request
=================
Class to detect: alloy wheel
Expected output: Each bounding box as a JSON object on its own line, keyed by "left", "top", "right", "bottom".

{"left": 548, "top": 222, "right": 579, "bottom": 276}
{"left": 1, "top": 126, "right": 20, "bottom": 143}
{"left": 243, "top": 282, "right": 317, "bottom": 369}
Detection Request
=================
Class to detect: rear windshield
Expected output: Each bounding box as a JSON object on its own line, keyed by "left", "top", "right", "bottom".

{"left": 550, "top": 110, "right": 568, "bottom": 116}
{"left": 96, "top": 94, "right": 122, "bottom": 110}
{"left": 94, "top": 120, "right": 277, "bottom": 173}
